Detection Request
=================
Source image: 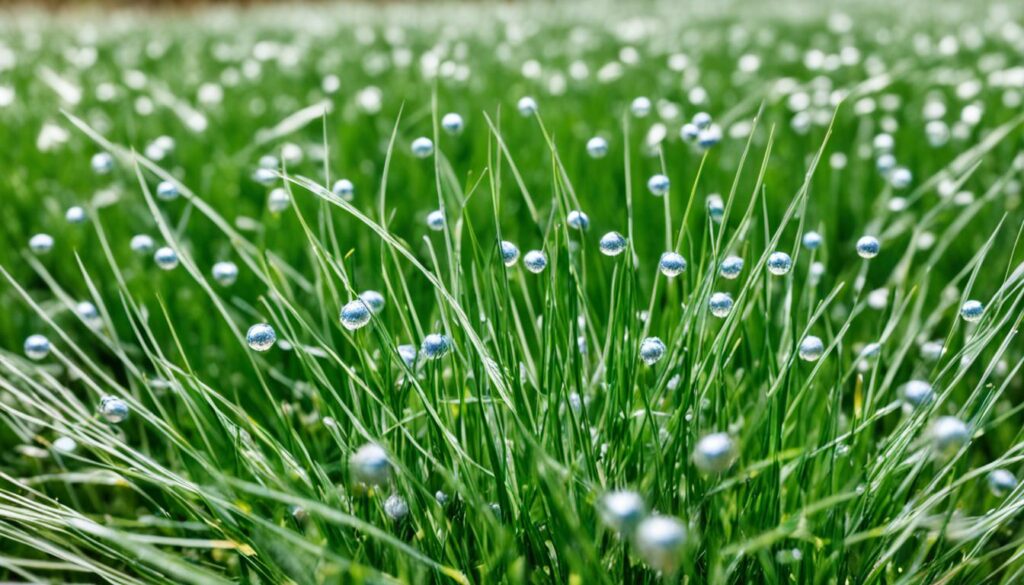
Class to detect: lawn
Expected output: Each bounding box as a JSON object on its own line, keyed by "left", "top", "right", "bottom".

{"left": 1, "top": 1, "right": 1024, "bottom": 583}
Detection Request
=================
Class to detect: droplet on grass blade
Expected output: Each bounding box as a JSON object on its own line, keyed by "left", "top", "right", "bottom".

{"left": 802, "top": 231, "right": 822, "bottom": 250}
{"left": 421, "top": 333, "right": 451, "bottom": 359}
{"left": 567, "top": 210, "right": 590, "bottom": 230}
{"left": 359, "top": 290, "right": 385, "bottom": 314}
{"left": 24, "top": 334, "right": 50, "bottom": 360}
{"left": 66, "top": 206, "right": 87, "bottom": 224}
{"left": 99, "top": 395, "right": 129, "bottom": 424}
{"left": 599, "top": 232, "right": 627, "bottom": 256}
{"left": 639, "top": 337, "right": 666, "bottom": 365}
{"left": 397, "top": 344, "right": 417, "bottom": 367}
{"left": 960, "top": 300, "right": 983, "bottom": 322}
{"left": 267, "top": 188, "right": 290, "bottom": 213}
{"left": 647, "top": 174, "right": 670, "bottom": 196}
{"left": 332, "top": 179, "right": 355, "bottom": 201}
{"left": 630, "top": 96, "right": 651, "bottom": 117}
{"left": 856, "top": 236, "right": 880, "bottom": 258}
{"left": 340, "top": 300, "right": 372, "bottom": 330}
{"left": 500, "top": 241, "right": 520, "bottom": 267}
{"left": 212, "top": 261, "right": 239, "bottom": 286}
{"left": 597, "top": 490, "right": 646, "bottom": 533}
{"left": 709, "top": 292, "right": 733, "bottom": 318}
{"left": 931, "top": 416, "right": 969, "bottom": 455}
{"left": 798, "top": 335, "right": 824, "bottom": 361}
{"left": 76, "top": 301, "right": 101, "bottom": 328}
{"left": 411, "top": 136, "right": 434, "bottom": 158}
{"left": 901, "top": 380, "right": 934, "bottom": 408}
{"left": 635, "top": 516, "right": 687, "bottom": 574}
{"left": 706, "top": 194, "right": 724, "bottom": 223}
{"left": 384, "top": 494, "right": 409, "bottom": 520}
{"left": 523, "top": 250, "right": 547, "bottom": 273}
{"left": 426, "top": 210, "right": 445, "bottom": 231}
{"left": 91, "top": 152, "right": 114, "bottom": 174}
{"left": 29, "top": 233, "right": 54, "bottom": 254}
{"left": 441, "top": 112, "right": 464, "bottom": 135}
{"left": 988, "top": 469, "right": 1017, "bottom": 497}
{"left": 517, "top": 96, "right": 537, "bottom": 116}
{"left": 719, "top": 255, "right": 743, "bottom": 279}
{"left": 693, "top": 432, "right": 736, "bottom": 473}
{"left": 246, "top": 323, "right": 276, "bottom": 351}
{"left": 767, "top": 251, "right": 792, "bottom": 275}
{"left": 130, "top": 234, "right": 154, "bottom": 254}
{"left": 52, "top": 436, "right": 77, "bottom": 454}
{"left": 890, "top": 167, "right": 912, "bottom": 189}
{"left": 154, "top": 246, "right": 178, "bottom": 270}
{"left": 659, "top": 252, "right": 687, "bottom": 277}
{"left": 586, "top": 136, "right": 608, "bottom": 158}
{"left": 156, "top": 180, "right": 179, "bottom": 201}
{"left": 350, "top": 443, "right": 391, "bottom": 486}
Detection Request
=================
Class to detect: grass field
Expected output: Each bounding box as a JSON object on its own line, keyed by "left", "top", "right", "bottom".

{"left": 2, "top": 1, "right": 1024, "bottom": 583}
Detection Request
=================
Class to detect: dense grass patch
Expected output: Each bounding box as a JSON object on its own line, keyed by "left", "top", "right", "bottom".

{"left": 2, "top": 1, "right": 1024, "bottom": 583}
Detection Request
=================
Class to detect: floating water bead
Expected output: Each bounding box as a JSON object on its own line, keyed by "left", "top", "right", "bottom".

{"left": 99, "top": 396, "right": 129, "bottom": 423}
{"left": 154, "top": 247, "right": 178, "bottom": 270}
{"left": 639, "top": 337, "right": 666, "bottom": 366}
{"left": 766, "top": 252, "right": 792, "bottom": 275}
{"left": 693, "top": 432, "right": 736, "bottom": 473}
{"left": 441, "top": 112, "right": 464, "bottom": 135}
{"left": 246, "top": 323, "right": 276, "bottom": 351}
{"left": 719, "top": 255, "right": 743, "bottom": 279}
{"left": 517, "top": 96, "right": 538, "bottom": 116}
{"left": 597, "top": 490, "right": 646, "bottom": 533}
{"left": 130, "top": 234, "right": 154, "bottom": 254}
{"left": 267, "top": 188, "right": 290, "bottom": 213}
{"left": 426, "top": 210, "right": 445, "bottom": 231}
{"left": 658, "top": 252, "right": 687, "bottom": 277}
{"left": 212, "top": 261, "right": 239, "bottom": 286}
{"left": 24, "top": 334, "right": 50, "bottom": 360}
{"left": 680, "top": 123, "right": 699, "bottom": 142}
{"left": 29, "top": 233, "right": 54, "bottom": 254}
{"left": 890, "top": 167, "right": 912, "bottom": 189}
{"left": 706, "top": 194, "right": 724, "bottom": 223}
{"left": 76, "top": 301, "right": 101, "bottom": 328}
{"left": 340, "top": 300, "right": 372, "bottom": 331}
{"left": 599, "top": 231, "right": 627, "bottom": 256}
{"left": 697, "top": 125, "right": 723, "bottom": 149}
{"left": 397, "top": 344, "right": 417, "bottom": 368}
{"left": 876, "top": 153, "right": 896, "bottom": 174}
{"left": 52, "top": 436, "right": 77, "bottom": 454}
{"left": 156, "top": 180, "right": 179, "bottom": 201}
{"left": 647, "top": 174, "right": 670, "bottom": 196}
{"left": 566, "top": 210, "right": 590, "bottom": 230}
{"left": 332, "top": 179, "right": 355, "bottom": 201}
{"left": 798, "top": 335, "right": 825, "bottom": 361}
{"left": 91, "top": 152, "right": 114, "bottom": 174}
{"left": 709, "top": 292, "right": 733, "bottom": 318}
{"left": 988, "top": 469, "right": 1018, "bottom": 497}
{"left": 421, "top": 333, "right": 451, "bottom": 360}
{"left": 630, "top": 96, "right": 652, "bottom": 117}
{"left": 586, "top": 136, "right": 608, "bottom": 158}
{"left": 359, "top": 290, "right": 385, "bottom": 314}
{"left": 802, "top": 231, "right": 822, "bottom": 250}
{"left": 350, "top": 443, "right": 391, "bottom": 486}
{"left": 500, "top": 241, "right": 520, "bottom": 267}
{"left": 901, "top": 380, "right": 934, "bottom": 408}
{"left": 635, "top": 516, "right": 687, "bottom": 574}
{"left": 523, "top": 250, "right": 547, "bottom": 273}
{"left": 960, "top": 300, "right": 984, "bottom": 322}
{"left": 856, "top": 236, "right": 880, "bottom": 258}
{"left": 384, "top": 494, "right": 409, "bottom": 520}
{"left": 65, "top": 206, "right": 87, "bottom": 224}
{"left": 931, "top": 416, "right": 970, "bottom": 454}
{"left": 411, "top": 137, "right": 434, "bottom": 158}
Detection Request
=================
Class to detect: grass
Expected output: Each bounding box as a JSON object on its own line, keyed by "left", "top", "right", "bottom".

{"left": 2, "top": 0, "right": 1024, "bottom": 583}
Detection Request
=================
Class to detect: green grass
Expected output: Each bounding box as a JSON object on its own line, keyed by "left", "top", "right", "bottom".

{"left": 2, "top": 1, "right": 1024, "bottom": 583}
